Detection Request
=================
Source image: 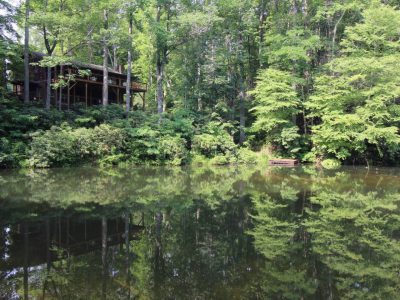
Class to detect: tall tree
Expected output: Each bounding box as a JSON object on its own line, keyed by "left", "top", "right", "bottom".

{"left": 308, "top": 4, "right": 400, "bottom": 163}
{"left": 30, "top": 0, "right": 64, "bottom": 109}
{"left": 125, "top": 8, "right": 133, "bottom": 113}
{"left": 155, "top": 0, "right": 168, "bottom": 115}
{"left": 23, "top": 0, "right": 30, "bottom": 103}
{"left": 0, "top": 0, "right": 17, "bottom": 96}
{"left": 102, "top": 8, "right": 109, "bottom": 106}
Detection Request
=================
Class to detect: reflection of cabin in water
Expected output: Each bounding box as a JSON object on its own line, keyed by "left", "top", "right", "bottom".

{"left": 0, "top": 215, "right": 144, "bottom": 270}
{"left": 12, "top": 52, "right": 147, "bottom": 108}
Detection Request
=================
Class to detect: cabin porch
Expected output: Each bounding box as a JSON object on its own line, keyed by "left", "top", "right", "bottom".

{"left": 11, "top": 55, "right": 147, "bottom": 109}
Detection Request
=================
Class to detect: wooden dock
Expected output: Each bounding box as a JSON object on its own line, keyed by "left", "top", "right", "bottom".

{"left": 269, "top": 159, "right": 299, "bottom": 166}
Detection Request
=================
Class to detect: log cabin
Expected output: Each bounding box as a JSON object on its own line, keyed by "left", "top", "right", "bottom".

{"left": 11, "top": 52, "right": 147, "bottom": 109}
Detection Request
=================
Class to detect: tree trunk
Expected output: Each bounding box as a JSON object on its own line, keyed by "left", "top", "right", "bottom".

{"left": 42, "top": 10, "right": 57, "bottom": 110}
{"left": 290, "top": 0, "right": 298, "bottom": 15}
{"left": 196, "top": 63, "right": 202, "bottom": 111}
{"left": 45, "top": 66, "right": 51, "bottom": 110}
{"left": 238, "top": 33, "right": 246, "bottom": 145}
{"left": 102, "top": 9, "right": 109, "bottom": 106}
{"left": 113, "top": 45, "right": 118, "bottom": 70}
{"left": 126, "top": 13, "right": 133, "bottom": 113}
{"left": 24, "top": 0, "right": 30, "bottom": 103}
{"left": 156, "top": 56, "right": 164, "bottom": 115}
{"left": 332, "top": 10, "right": 346, "bottom": 57}
{"left": 156, "top": 3, "right": 165, "bottom": 116}
{"left": 301, "top": 0, "right": 308, "bottom": 17}
{"left": 58, "top": 65, "right": 63, "bottom": 110}
{"left": 239, "top": 89, "right": 246, "bottom": 145}
{"left": 1, "top": 55, "right": 7, "bottom": 91}
{"left": 258, "top": 0, "right": 267, "bottom": 67}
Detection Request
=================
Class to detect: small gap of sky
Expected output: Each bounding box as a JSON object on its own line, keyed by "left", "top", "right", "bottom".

{"left": 1, "top": 0, "right": 22, "bottom": 40}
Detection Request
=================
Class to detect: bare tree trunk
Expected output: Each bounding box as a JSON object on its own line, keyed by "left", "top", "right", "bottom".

{"left": 126, "top": 12, "right": 133, "bottom": 113}
{"left": 156, "top": 56, "right": 164, "bottom": 115}
{"left": 290, "top": 0, "right": 298, "bottom": 15}
{"left": 113, "top": 45, "right": 118, "bottom": 70}
{"left": 88, "top": 27, "right": 94, "bottom": 63}
{"left": 239, "top": 89, "right": 246, "bottom": 145}
{"left": 331, "top": 10, "right": 346, "bottom": 57}
{"left": 238, "top": 33, "right": 246, "bottom": 145}
{"left": 45, "top": 66, "right": 51, "bottom": 110}
{"left": 156, "top": 3, "right": 164, "bottom": 116}
{"left": 42, "top": 4, "right": 57, "bottom": 110}
{"left": 1, "top": 60, "right": 6, "bottom": 93}
{"left": 58, "top": 65, "right": 63, "bottom": 110}
{"left": 196, "top": 63, "right": 202, "bottom": 111}
{"left": 24, "top": 0, "right": 30, "bottom": 103}
{"left": 226, "top": 36, "right": 235, "bottom": 121}
{"left": 102, "top": 9, "right": 109, "bottom": 106}
{"left": 258, "top": 0, "right": 267, "bottom": 67}
{"left": 301, "top": 0, "right": 308, "bottom": 16}
{"left": 58, "top": 42, "right": 65, "bottom": 110}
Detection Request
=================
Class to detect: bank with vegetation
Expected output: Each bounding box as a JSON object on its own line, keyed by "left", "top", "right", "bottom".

{"left": 1, "top": 1, "right": 400, "bottom": 168}
{"left": 0, "top": 99, "right": 261, "bottom": 168}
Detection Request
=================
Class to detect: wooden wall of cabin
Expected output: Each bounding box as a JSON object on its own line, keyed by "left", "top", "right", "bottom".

{"left": 13, "top": 64, "right": 145, "bottom": 109}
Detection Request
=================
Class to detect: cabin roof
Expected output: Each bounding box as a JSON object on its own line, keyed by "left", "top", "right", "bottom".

{"left": 30, "top": 51, "right": 127, "bottom": 77}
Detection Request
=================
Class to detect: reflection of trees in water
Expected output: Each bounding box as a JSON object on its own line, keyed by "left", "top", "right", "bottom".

{"left": 0, "top": 166, "right": 399, "bottom": 298}
{"left": 0, "top": 211, "right": 144, "bottom": 299}
{"left": 126, "top": 195, "right": 255, "bottom": 299}
{"left": 249, "top": 169, "right": 400, "bottom": 299}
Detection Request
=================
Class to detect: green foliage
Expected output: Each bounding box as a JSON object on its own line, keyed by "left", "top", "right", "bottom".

{"left": 235, "top": 147, "right": 258, "bottom": 164}
{"left": 29, "top": 124, "right": 127, "bottom": 167}
{"left": 0, "top": 137, "right": 28, "bottom": 168}
{"left": 2, "top": 0, "right": 400, "bottom": 167}
{"left": 159, "top": 135, "right": 188, "bottom": 165}
{"left": 209, "top": 154, "right": 230, "bottom": 165}
{"left": 192, "top": 121, "right": 236, "bottom": 158}
{"left": 29, "top": 125, "right": 78, "bottom": 167}
{"left": 264, "top": 28, "right": 322, "bottom": 73}
{"left": 250, "top": 68, "right": 301, "bottom": 156}
{"left": 0, "top": 98, "right": 262, "bottom": 168}
{"left": 321, "top": 158, "right": 342, "bottom": 170}
{"left": 305, "top": 188, "right": 400, "bottom": 299}
{"left": 126, "top": 124, "right": 189, "bottom": 165}
{"left": 308, "top": 4, "right": 400, "bottom": 163}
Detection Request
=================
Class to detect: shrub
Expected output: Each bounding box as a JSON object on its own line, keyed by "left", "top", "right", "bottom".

{"left": 74, "top": 124, "right": 126, "bottom": 158}
{"left": 209, "top": 154, "right": 230, "bottom": 165}
{"left": 159, "top": 135, "right": 189, "bottom": 165}
{"left": 29, "top": 125, "right": 77, "bottom": 167}
{"left": 321, "top": 158, "right": 341, "bottom": 170}
{"left": 29, "top": 124, "right": 127, "bottom": 167}
{"left": 192, "top": 121, "right": 236, "bottom": 158}
{"left": 0, "top": 137, "right": 28, "bottom": 168}
{"left": 126, "top": 126, "right": 161, "bottom": 164}
{"left": 236, "top": 148, "right": 258, "bottom": 164}
{"left": 99, "top": 154, "right": 126, "bottom": 167}
{"left": 190, "top": 154, "right": 209, "bottom": 166}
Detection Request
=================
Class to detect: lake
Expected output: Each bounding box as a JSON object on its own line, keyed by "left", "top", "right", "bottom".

{"left": 0, "top": 165, "right": 399, "bottom": 299}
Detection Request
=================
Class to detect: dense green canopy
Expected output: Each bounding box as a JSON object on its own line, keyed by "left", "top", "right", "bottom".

{"left": 1, "top": 0, "right": 400, "bottom": 166}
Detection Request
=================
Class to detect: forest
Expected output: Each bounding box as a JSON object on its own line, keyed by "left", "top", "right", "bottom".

{"left": 1, "top": 0, "right": 400, "bottom": 168}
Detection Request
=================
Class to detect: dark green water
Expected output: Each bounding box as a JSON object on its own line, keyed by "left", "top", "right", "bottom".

{"left": 0, "top": 165, "right": 399, "bottom": 299}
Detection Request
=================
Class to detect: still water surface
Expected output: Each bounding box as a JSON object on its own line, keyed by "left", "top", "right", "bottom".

{"left": 0, "top": 165, "right": 399, "bottom": 299}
